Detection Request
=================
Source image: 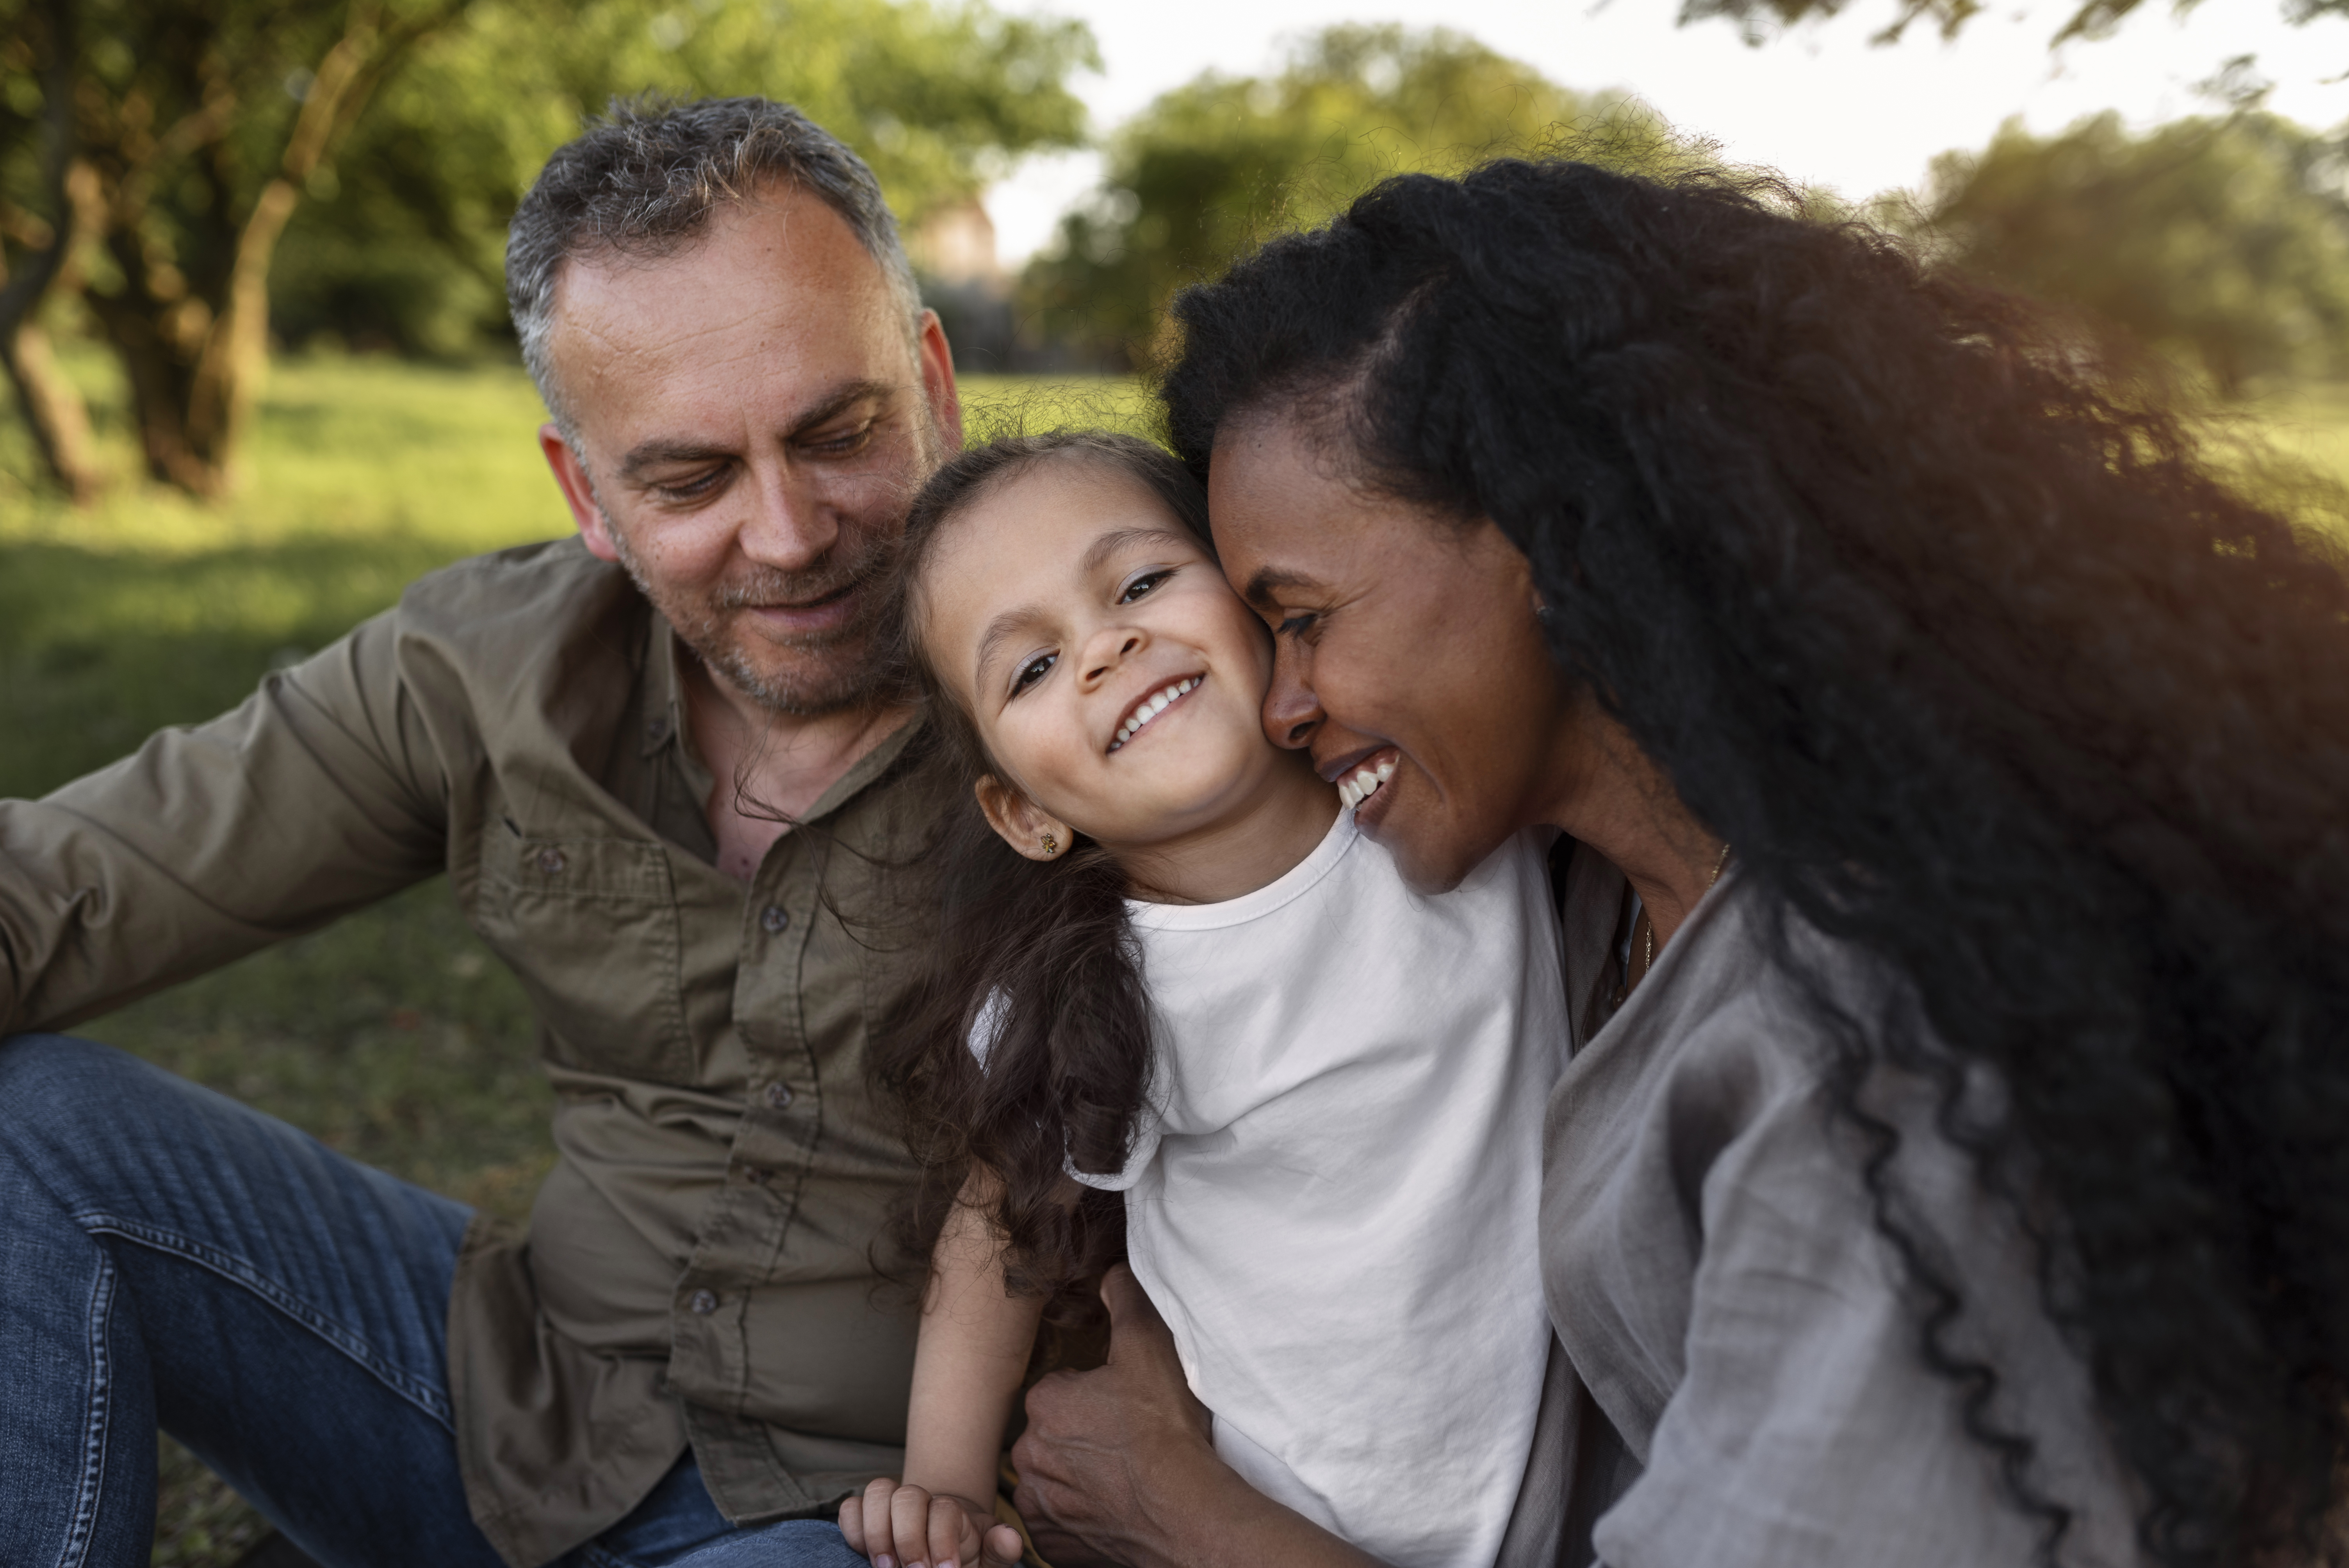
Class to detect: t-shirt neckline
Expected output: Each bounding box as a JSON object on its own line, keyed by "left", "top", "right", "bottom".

{"left": 1126, "top": 804, "right": 1358, "bottom": 932}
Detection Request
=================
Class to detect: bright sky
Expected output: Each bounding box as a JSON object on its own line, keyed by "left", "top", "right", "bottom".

{"left": 986, "top": 0, "right": 2349, "bottom": 263}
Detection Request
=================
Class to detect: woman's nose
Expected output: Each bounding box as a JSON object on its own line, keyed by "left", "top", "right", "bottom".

{"left": 1262, "top": 644, "right": 1322, "bottom": 749}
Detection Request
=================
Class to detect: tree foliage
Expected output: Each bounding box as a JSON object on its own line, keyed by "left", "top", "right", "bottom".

{"left": 1680, "top": 0, "right": 2349, "bottom": 50}
{"left": 1017, "top": 25, "right": 1676, "bottom": 367}
{"left": 0, "top": 0, "right": 1094, "bottom": 497}
{"left": 1921, "top": 111, "right": 2349, "bottom": 393}
{"left": 275, "top": 0, "right": 1094, "bottom": 358}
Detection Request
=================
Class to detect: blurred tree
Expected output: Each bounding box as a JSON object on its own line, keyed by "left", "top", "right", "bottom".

{"left": 0, "top": 0, "right": 98, "bottom": 501}
{"left": 1680, "top": 0, "right": 2347, "bottom": 49}
{"left": 266, "top": 0, "right": 1096, "bottom": 361}
{"left": 1018, "top": 25, "right": 1670, "bottom": 368}
{"left": 0, "top": 0, "right": 1094, "bottom": 498}
{"left": 0, "top": 0, "right": 471, "bottom": 496}
{"left": 1920, "top": 111, "right": 2349, "bottom": 394}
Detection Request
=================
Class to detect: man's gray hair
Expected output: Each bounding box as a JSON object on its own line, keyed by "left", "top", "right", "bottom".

{"left": 506, "top": 95, "right": 923, "bottom": 437}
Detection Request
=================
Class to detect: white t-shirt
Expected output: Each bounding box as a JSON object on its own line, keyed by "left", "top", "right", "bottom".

{"left": 1085, "top": 809, "right": 1567, "bottom": 1568}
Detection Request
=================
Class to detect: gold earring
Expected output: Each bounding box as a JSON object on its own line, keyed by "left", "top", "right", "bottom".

{"left": 1041, "top": 833, "right": 1058, "bottom": 857}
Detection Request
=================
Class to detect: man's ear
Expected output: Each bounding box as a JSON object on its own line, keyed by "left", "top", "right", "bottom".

{"left": 974, "top": 774, "right": 1072, "bottom": 862}
{"left": 541, "top": 423, "right": 624, "bottom": 563}
{"left": 915, "top": 308, "right": 964, "bottom": 456}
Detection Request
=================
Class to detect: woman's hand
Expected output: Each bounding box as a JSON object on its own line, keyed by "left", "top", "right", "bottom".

{"left": 838, "top": 1477, "right": 1023, "bottom": 1568}
{"left": 1010, "top": 1267, "right": 1388, "bottom": 1568}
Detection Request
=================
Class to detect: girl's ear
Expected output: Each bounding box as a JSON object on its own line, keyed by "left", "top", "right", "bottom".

{"left": 974, "top": 775, "right": 1075, "bottom": 862}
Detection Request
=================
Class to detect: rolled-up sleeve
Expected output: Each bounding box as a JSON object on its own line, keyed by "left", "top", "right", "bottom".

{"left": 0, "top": 609, "right": 450, "bottom": 1034}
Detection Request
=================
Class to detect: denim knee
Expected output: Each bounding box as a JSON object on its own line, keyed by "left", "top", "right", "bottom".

{"left": 0, "top": 1031, "right": 155, "bottom": 1112}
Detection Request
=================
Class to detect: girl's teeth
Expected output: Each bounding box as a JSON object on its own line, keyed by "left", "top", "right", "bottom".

{"left": 1110, "top": 678, "right": 1199, "bottom": 751}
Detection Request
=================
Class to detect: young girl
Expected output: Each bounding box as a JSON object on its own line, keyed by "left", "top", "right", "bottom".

{"left": 845, "top": 432, "right": 1567, "bottom": 1568}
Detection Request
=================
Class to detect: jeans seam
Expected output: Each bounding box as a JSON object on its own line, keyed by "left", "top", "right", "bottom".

{"left": 57, "top": 1249, "right": 118, "bottom": 1568}
{"left": 75, "top": 1211, "right": 455, "bottom": 1431}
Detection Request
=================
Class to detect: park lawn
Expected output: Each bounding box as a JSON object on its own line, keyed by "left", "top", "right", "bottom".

{"left": 0, "top": 351, "right": 2337, "bottom": 1564}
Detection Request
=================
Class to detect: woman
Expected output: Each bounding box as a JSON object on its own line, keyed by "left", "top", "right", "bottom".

{"left": 1002, "top": 159, "right": 2349, "bottom": 1568}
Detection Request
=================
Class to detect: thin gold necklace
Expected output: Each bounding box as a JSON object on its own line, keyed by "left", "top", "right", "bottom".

{"left": 1631, "top": 843, "right": 1732, "bottom": 993}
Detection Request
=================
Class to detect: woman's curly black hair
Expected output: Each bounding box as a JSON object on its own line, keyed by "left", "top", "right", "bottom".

{"left": 1159, "top": 158, "right": 2349, "bottom": 1566}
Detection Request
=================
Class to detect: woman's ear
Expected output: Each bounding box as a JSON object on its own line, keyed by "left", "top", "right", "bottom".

{"left": 974, "top": 775, "right": 1075, "bottom": 862}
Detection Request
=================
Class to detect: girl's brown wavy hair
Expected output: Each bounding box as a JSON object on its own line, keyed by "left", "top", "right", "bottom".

{"left": 870, "top": 431, "right": 1212, "bottom": 1316}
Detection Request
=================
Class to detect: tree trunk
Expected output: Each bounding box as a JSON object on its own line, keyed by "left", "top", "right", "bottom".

{"left": 0, "top": 0, "right": 98, "bottom": 501}
{"left": 181, "top": 10, "right": 384, "bottom": 484}
{"left": 1, "top": 323, "right": 101, "bottom": 504}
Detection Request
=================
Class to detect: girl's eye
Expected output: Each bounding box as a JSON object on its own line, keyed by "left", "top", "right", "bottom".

{"left": 1118, "top": 569, "right": 1174, "bottom": 604}
{"left": 1011, "top": 652, "right": 1056, "bottom": 695}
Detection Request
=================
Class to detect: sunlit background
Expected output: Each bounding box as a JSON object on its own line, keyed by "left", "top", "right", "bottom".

{"left": 3, "top": 0, "right": 2345, "bottom": 1559}
{"left": 989, "top": 0, "right": 2349, "bottom": 264}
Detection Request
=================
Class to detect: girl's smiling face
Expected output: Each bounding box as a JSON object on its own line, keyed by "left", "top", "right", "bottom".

{"left": 916, "top": 459, "right": 1297, "bottom": 860}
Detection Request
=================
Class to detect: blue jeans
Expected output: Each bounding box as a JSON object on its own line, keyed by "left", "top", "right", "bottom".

{"left": 0, "top": 1034, "right": 865, "bottom": 1568}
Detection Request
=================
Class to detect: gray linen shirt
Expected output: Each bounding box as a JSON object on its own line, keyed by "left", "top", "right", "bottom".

{"left": 1499, "top": 845, "right": 2142, "bottom": 1568}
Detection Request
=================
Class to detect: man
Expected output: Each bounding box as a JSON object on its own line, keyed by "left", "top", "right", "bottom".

{"left": 0, "top": 98, "right": 980, "bottom": 1568}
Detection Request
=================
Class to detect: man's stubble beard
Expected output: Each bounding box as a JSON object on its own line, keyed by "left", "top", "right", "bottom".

{"left": 606, "top": 519, "right": 898, "bottom": 718}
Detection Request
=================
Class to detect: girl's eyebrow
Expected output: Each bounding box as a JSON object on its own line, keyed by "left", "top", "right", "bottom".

{"left": 974, "top": 604, "right": 1048, "bottom": 692}
{"left": 1079, "top": 526, "right": 1194, "bottom": 576}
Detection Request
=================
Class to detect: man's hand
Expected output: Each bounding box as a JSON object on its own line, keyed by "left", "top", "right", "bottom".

{"left": 839, "top": 1477, "right": 1023, "bottom": 1568}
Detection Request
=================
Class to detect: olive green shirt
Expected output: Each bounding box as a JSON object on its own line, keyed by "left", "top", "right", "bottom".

{"left": 0, "top": 538, "right": 943, "bottom": 1567}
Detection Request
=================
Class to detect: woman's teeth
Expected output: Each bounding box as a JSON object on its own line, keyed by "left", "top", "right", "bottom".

{"left": 1338, "top": 759, "right": 1397, "bottom": 809}
{"left": 1109, "top": 677, "right": 1199, "bottom": 752}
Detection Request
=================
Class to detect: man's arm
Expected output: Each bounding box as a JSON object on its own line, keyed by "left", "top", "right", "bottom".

{"left": 0, "top": 609, "right": 450, "bottom": 1033}
{"left": 1009, "top": 1267, "right": 1390, "bottom": 1568}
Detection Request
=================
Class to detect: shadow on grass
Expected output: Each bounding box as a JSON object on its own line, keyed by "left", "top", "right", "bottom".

{"left": 0, "top": 532, "right": 518, "bottom": 798}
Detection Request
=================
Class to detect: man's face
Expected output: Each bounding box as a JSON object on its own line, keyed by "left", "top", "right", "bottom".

{"left": 539, "top": 184, "right": 960, "bottom": 715}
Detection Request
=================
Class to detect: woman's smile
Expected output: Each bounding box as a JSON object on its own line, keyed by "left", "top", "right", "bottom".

{"left": 1327, "top": 744, "right": 1400, "bottom": 821}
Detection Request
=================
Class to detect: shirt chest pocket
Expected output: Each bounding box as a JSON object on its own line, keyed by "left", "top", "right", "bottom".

{"left": 473, "top": 830, "right": 697, "bottom": 1084}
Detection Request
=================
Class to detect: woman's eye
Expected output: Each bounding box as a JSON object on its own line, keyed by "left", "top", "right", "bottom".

{"left": 1276, "top": 611, "right": 1319, "bottom": 640}
{"left": 1118, "top": 569, "right": 1173, "bottom": 604}
{"left": 1011, "top": 652, "right": 1056, "bottom": 695}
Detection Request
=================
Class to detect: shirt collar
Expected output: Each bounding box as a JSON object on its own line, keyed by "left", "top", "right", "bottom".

{"left": 642, "top": 613, "right": 689, "bottom": 760}
{"left": 641, "top": 613, "right": 927, "bottom": 825}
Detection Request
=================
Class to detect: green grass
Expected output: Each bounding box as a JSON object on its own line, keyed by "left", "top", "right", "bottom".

{"left": 0, "top": 348, "right": 1142, "bottom": 1565}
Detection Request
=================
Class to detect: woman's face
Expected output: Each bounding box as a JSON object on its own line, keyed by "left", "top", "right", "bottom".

{"left": 1207, "top": 415, "right": 1577, "bottom": 892}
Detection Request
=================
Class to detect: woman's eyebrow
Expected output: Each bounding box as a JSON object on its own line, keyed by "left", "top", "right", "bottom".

{"left": 1079, "top": 527, "right": 1194, "bottom": 576}
{"left": 1242, "top": 566, "right": 1322, "bottom": 611}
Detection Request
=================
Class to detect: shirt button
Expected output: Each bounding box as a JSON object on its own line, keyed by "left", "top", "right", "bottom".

{"left": 688, "top": 1289, "right": 719, "bottom": 1315}
{"left": 764, "top": 1081, "right": 794, "bottom": 1110}
{"left": 536, "top": 848, "right": 566, "bottom": 875}
{"left": 760, "top": 904, "right": 789, "bottom": 934}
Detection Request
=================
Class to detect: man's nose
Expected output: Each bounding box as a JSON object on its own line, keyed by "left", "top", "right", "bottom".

{"left": 736, "top": 463, "right": 839, "bottom": 572}
{"left": 1263, "top": 643, "right": 1322, "bottom": 750}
